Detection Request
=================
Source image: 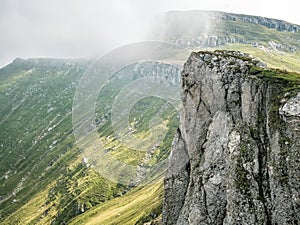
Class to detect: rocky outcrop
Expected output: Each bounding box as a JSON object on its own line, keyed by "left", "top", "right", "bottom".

{"left": 163, "top": 50, "right": 300, "bottom": 224}
{"left": 113, "top": 61, "right": 181, "bottom": 86}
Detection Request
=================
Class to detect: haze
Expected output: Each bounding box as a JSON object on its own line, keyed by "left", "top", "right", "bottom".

{"left": 1, "top": 0, "right": 300, "bottom": 67}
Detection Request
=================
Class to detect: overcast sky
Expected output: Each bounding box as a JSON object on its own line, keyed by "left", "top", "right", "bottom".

{"left": 1, "top": 0, "right": 300, "bottom": 67}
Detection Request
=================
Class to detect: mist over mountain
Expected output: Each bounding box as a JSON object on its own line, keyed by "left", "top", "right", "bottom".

{"left": 1, "top": 0, "right": 300, "bottom": 66}
{"left": 0, "top": 9, "right": 300, "bottom": 225}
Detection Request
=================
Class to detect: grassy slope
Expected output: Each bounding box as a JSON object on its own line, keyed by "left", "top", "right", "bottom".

{"left": 69, "top": 182, "right": 163, "bottom": 225}
{"left": 0, "top": 60, "right": 178, "bottom": 224}
{"left": 0, "top": 61, "right": 125, "bottom": 224}
{"left": 220, "top": 44, "right": 300, "bottom": 72}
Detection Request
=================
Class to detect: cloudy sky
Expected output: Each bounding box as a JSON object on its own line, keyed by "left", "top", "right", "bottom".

{"left": 1, "top": 0, "right": 299, "bottom": 67}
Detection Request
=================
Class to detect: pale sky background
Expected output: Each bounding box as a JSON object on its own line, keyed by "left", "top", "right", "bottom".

{"left": 1, "top": 0, "right": 300, "bottom": 67}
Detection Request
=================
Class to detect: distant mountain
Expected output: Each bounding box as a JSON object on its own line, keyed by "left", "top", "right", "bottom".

{"left": 0, "top": 11, "right": 300, "bottom": 225}
{"left": 158, "top": 10, "right": 300, "bottom": 52}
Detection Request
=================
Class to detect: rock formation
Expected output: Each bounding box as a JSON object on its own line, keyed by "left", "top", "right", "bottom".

{"left": 163, "top": 50, "right": 300, "bottom": 224}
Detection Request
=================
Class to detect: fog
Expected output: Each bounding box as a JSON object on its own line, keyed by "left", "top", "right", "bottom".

{"left": 1, "top": 0, "right": 300, "bottom": 67}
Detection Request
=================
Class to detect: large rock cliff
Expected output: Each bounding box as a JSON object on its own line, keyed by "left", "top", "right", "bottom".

{"left": 163, "top": 50, "right": 300, "bottom": 225}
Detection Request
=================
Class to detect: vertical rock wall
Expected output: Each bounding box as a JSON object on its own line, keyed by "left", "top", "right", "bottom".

{"left": 163, "top": 50, "right": 300, "bottom": 225}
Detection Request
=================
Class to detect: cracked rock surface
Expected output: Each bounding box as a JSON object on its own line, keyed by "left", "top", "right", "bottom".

{"left": 163, "top": 50, "right": 300, "bottom": 225}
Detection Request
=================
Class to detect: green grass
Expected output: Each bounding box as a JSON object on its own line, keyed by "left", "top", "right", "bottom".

{"left": 220, "top": 44, "right": 300, "bottom": 73}
{"left": 0, "top": 59, "right": 178, "bottom": 224}
{"left": 250, "top": 67, "right": 300, "bottom": 82}
{"left": 0, "top": 60, "right": 126, "bottom": 224}
{"left": 69, "top": 182, "right": 163, "bottom": 225}
{"left": 249, "top": 66, "right": 300, "bottom": 95}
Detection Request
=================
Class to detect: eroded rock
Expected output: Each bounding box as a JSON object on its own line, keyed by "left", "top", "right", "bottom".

{"left": 163, "top": 50, "right": 300, "bottom": 225}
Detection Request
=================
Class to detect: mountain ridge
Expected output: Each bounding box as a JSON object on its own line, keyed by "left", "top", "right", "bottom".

{"left": 166, "top": 10, "right": 300, "bottom": 32}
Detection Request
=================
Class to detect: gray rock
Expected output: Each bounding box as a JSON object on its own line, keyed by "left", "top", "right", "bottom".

{"left": 279, "top": 92, "right": 300, "bottom": 117}
{"left": 163, "top": 50, "right": 300, "bottom": 225}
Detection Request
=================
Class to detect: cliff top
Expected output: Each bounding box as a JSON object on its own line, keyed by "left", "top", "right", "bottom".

{"left": 191, "top": 50, "right": 300, "bottom": 89}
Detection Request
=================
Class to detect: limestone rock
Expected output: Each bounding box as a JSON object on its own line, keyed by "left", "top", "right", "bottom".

{"left": 163, "top": 50, "right": 300, "bottom": 225}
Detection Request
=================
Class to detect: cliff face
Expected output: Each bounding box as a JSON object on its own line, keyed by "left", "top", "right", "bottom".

{"left": 163, "top": 51, "right": 300, "bottom": 225}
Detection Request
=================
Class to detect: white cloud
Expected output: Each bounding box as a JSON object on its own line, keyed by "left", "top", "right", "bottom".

{"left": 0, "top": 0, "right": 299, "bottom": 67}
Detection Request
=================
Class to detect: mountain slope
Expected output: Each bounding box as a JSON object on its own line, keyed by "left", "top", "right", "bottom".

{"left": 0, "top": 11, "right": 300, "bottom": 225}
{"left": 0, "top": 59, "right": 126, "bottom": 224}
{"left": 0, "top": 58, "right": 179, "bottom": 224}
